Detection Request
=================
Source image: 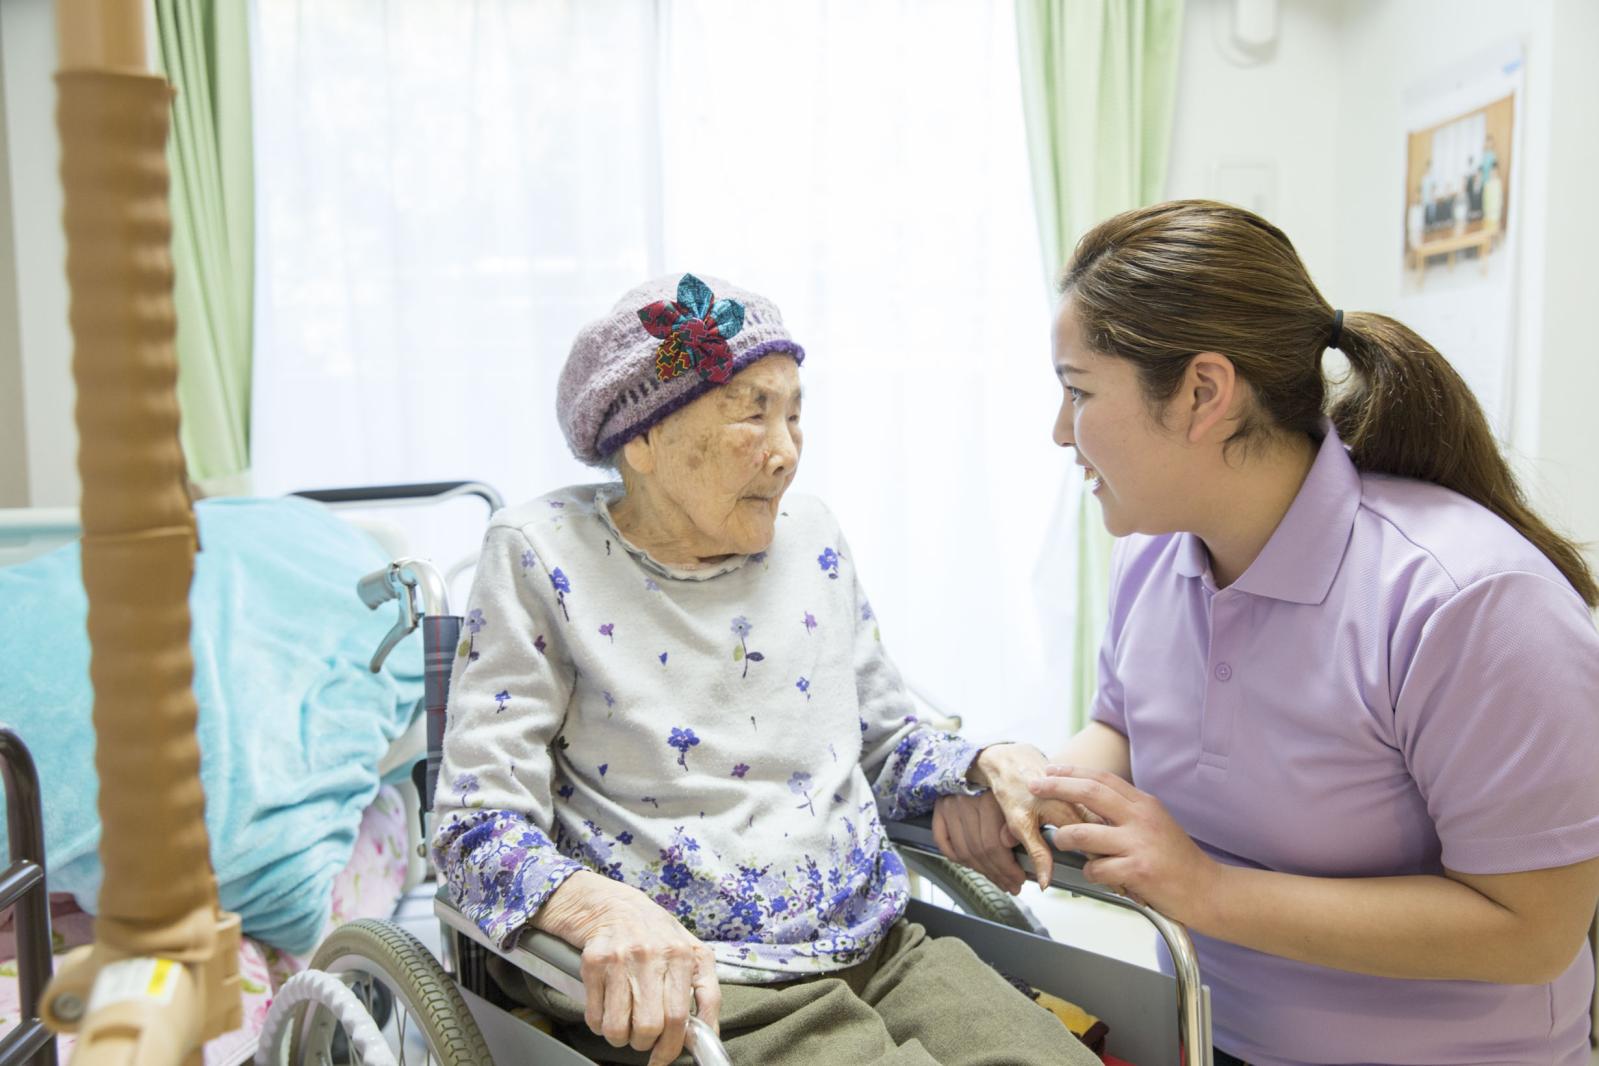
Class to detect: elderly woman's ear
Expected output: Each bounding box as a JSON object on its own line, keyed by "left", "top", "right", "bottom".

{"left": 621, "top": 434, "right": 657, "bottom": 478}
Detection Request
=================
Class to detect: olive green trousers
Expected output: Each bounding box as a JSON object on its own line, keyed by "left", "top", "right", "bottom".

{"left": 497, "top": 920, "right": 1099, "bottom": 1066}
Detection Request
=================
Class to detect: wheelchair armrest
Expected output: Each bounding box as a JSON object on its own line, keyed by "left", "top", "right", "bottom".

{"left": 434, "top": 888, "right": 732, "bottom": 1066}
{"left": 887, "top": 813, "right": 1210, "bottom": 1066}
{"left": 886, "top": 813, "right": 1089, "bottom": 884}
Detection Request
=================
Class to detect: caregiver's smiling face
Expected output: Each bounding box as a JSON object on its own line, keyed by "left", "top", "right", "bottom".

{"left": 1051, "top": 295, "right": 1194, "bottom": 538}
{"left": 622, "top": 355, "right": 803, "bottom": 559}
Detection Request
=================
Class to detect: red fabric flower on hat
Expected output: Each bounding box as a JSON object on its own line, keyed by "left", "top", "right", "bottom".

{"left": 638, "top": 274, "right": 746, "bottom": 383}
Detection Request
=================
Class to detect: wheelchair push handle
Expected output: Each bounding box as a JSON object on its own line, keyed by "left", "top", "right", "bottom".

{"left": 357, "top": 559, "right": 450, "bottom": 673}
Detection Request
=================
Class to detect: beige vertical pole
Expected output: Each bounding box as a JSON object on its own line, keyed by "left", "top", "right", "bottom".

{"left": 40, "top": 1, "right": 242, "bottom": 1062}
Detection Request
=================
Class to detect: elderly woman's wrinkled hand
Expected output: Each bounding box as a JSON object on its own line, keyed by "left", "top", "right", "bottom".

{"left": 535, "top": 871, "right": 721, "bottom": 1066}
{"left": 935, "top": 743, "right": 1086, "bottom": 893}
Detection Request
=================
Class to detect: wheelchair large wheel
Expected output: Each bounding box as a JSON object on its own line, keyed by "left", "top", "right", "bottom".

{"left": 902, "top": 850, "right": 1050, "bottom": 937}
{"left": 292, "top": 918, "right": 492, "bottom": 1066}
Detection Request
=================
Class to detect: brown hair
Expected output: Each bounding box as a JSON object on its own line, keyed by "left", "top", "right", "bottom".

{"left": 1059, "top": 199, "right": 1597, "bottom": 607}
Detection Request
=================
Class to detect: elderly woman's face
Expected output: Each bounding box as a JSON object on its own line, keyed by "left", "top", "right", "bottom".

{"left": 627, "top": 356, "right": 803, "bottom": 557}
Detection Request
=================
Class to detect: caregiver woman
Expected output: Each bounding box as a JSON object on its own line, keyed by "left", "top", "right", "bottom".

{"left": 936, "top": 199, "right": 1599, "bottom": 1066}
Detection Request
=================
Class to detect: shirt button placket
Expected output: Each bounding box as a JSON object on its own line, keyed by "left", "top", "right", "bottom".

{"left": 1200, "top": 593, "right": 1237, "bottom": 769}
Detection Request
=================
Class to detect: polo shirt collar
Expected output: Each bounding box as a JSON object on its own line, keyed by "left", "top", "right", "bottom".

{"left": 1172, "top": 422, "right": 1361, "bottom": 605}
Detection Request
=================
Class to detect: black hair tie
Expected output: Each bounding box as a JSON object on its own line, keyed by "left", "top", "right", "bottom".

{"left": 1328, "top": 309, "right": 1344, "bottom": 351}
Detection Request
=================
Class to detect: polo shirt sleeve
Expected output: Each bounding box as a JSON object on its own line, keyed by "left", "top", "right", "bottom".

{"left": 1089, "top": 538, "right": 1134, "bottom": 737}
{"left": 1395, "top": 570, "right": 1599, "bottom": 875}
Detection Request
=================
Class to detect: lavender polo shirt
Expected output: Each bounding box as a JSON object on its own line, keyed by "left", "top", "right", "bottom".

{"left": 1093, "top": 425, "right": 1599, "bottom": 1066}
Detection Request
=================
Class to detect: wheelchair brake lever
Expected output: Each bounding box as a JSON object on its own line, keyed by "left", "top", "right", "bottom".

{"left": 365, "top": 564, "right": 422, "bottom": 673}
{"left": 369, "top": 614, "right": 415, "bottom": 674}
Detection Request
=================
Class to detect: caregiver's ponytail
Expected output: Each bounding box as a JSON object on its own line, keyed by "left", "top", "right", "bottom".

{"left": 1331, "top": 312, "right": 1597, "bottom": 606}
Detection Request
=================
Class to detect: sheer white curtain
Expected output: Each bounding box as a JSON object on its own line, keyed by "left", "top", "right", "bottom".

{"left": 252, "top": 0, "right": 1073, "bottom": 744}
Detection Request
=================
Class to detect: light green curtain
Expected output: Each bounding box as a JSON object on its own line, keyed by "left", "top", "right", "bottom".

{"left": 1015, "top": 0, "right": 1184, "bottom": 729}
{"left": 155, "top": 0, "right": 254, "bottom": 492}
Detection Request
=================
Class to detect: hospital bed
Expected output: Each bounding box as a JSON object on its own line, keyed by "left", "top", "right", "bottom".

{"left": 256, "top": 515, "right": 1216, "bottom": 1066}
{"left": 0, "top": 481, "right": 504, "bottom": 1065}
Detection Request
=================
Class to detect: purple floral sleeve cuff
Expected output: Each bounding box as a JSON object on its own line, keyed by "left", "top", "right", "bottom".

{"left": 433, "top": 809, "right": 588, "bottom": 950}
{"left": 871, "top": 729, "right": 983, "bottom": 822}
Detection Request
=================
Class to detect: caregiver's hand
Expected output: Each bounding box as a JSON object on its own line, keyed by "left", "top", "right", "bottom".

{"left": 1034, "top": 765, "right": 1223, "bottom": 924}
{"left": 535, "top": 870, "right": 721, "bottom": 1066}
{"left": 939, "top": 743, "right": 1083, "bottom": 893}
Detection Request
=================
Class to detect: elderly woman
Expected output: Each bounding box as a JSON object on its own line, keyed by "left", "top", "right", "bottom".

{"left": 432, "top": 273, "right": 1093, "bottom": 1066}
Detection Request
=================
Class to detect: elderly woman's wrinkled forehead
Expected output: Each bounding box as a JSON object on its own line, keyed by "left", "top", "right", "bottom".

{"left": 712, "top": 361, "right": 804, "bottom": 413}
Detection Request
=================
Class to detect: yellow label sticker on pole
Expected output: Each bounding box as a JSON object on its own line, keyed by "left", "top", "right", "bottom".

{"left": 86, "top": 956, "right": 181, "bottom": 1014}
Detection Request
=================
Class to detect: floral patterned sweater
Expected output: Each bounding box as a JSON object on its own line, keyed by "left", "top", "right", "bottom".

{"left": 431, "top": 484, "right": 982, "bottom": 982}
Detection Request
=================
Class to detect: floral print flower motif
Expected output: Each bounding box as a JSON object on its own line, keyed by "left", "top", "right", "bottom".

{"left": 599, "top": 622, "right": 615, "bottom": 643}
{"left": 818, "top": 547, "right": 840, "bottom": 580}
{"left": 861, "top": 601, "right": 874, "bottom": 621}
{"left": 493, "top": 690, "right": 510, "bottom": 713}
{"left": 731, "top": 763, "right": 750, "bottom": 779}
{"left": 453, "top": 772, "right": 480, "bottom": 805}
{"left": 730, "top": 615, "right": 765, "bottom": 678}
{"left": 556, "top": 783, "right": 574, "bottom": 800}
{"left": 802, "top": 611, "right": 817, "bottom": 634}
{"left": 659, "top": 651, "right": 669, "bottom": 665}
{"left": 644, "top": 578, "right": 661, "bottom": 592}
{"left": 796, "top": 676, "right": 811, "bottom": 701}
{"left": 534, "top": 634, "right": 548, "bottom": 656}
{"left": 603, "top": 691, "right": 616, "bottom": 711}
{"left": 459, "top": 608, "right": 486, "bottom": 663}
{"left": 667, "top": 727, "right": 700, "bottom": 771}
{"left": 637, "top": 273, "right": 747, "bottom": 384}
{"left": 789, "top": 771, "right": 816, "bottom": 816}
{"left": 598, "top": 763, "right": 609, "bottom": 777}
{"left": 521, "top": 549, "right": 536, "bottom": 570}
{"left": 617, "top": 831, "right": 633, "bottom": 845}
{"left": 550, "top": 569, "right": 572, "bottom": 621}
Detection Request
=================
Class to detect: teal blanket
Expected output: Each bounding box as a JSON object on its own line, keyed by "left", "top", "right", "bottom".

{"left": 0, "top": 497, "right": 424, "bottom": 954}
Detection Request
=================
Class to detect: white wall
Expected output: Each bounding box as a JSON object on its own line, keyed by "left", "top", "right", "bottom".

{"left": 1334, "top": 0, "right": 1599, "bottom": 569}
{"left": 1, "top": 0, "right": 74, "bottom": 508}
{"left": 1167, "top": 0, "right": 1598, "bottom": 572}
{"left": 1165, "top": 0, "right": 1347, "bottom": 297}
{"left": 1535, "top": 0, "right": 1599, "bottom": 564}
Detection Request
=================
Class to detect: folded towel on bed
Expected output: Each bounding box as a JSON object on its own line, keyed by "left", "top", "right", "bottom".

{"left": 0, "top": 496, "right": 425, "bottom": 954}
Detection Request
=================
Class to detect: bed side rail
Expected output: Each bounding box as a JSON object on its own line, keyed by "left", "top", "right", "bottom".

{"left": 0, "top": 728, "right": 58, "bottom": 1066}
{"left": 292, "top": 481, "right": 504, "bottom": 515}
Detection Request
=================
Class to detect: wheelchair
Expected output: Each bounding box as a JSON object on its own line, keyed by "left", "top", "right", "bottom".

{"left": 254, "top": 481, "right": 1213, "bottom": 1066}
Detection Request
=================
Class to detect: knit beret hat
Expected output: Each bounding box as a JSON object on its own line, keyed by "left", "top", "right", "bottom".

{"left": 557, "top": 272, "right": 806, "bottom": 466}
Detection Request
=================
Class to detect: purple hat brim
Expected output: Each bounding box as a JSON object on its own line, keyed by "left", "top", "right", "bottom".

{"left": 595, "top": 339, "right": 806, "bottom": 460}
